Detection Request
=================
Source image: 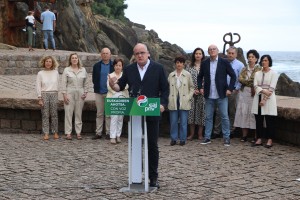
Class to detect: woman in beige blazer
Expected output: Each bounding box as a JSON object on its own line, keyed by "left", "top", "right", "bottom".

{"left": 168, "top": 56, "right": 194, "bottom": 146}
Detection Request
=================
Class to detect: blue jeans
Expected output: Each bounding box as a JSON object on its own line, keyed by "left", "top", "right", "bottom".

{"left": 169, "top": 110, "right": 188, "bottom": 142}
{"left": 204, "top": 98, "right": 230, "bottom": 139}
{"left": 43, "top": 30, "right": 56, "bottom": 49}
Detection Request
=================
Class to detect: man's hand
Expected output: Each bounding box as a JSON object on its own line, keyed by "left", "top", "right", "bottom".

{"left": 160, "top": 105, "right": 165, "bottom": 112}
{"left": 226, "top": 90, "right": 232, "bottom": 96}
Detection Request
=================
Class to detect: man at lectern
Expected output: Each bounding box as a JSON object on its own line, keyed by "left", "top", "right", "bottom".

{"left": 108, "top": 43, "right": 169, "bottom": 188}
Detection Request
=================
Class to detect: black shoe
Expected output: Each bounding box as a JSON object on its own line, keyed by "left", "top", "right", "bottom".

{"left": 251, "top": 143, "right": 263, "bottom": 147}
{"left": 264, "top": 144, "right": 273, "bottom": 148}
{"left": 150, "top": 179, "right": 160, "bottom": 189}
{"left": 179, "top": 141, "right": 185, "bottom": 146}
{"left": 105, "top": 134, "right": 110, "bottom": 140}
{"left": 240, "top": 136, "right": 247, "bottom": 142}
{"left": 170, "top": 140, "right": 176, "bottom": 146}
{"left": 92, "top": 134, "right": 102, "bottom": 140}
{"left": 200, "top": 139, "right": 211, "bottom": 145}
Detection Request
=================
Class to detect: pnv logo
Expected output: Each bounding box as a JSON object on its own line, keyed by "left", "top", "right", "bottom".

{"left": 137, "top": 95, "right": 148, "bottom": 107}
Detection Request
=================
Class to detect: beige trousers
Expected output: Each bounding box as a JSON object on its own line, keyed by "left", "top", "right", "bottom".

{"left": 64, "top": 91, "right": 85, "bottom": 134}
{"left": 95, "top": 93, "right": 110, "bottom": 135}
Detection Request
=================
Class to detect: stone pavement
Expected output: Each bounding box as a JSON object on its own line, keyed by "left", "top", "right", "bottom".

{"left": 0, "top": 133, "right": 299, "bottom": 200}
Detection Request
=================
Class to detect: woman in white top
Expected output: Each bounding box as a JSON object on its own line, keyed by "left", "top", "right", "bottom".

{"left": 251, "top": 55, "right": 279, "bottom": 148}
{"left": 62, "top": 53, "right": 88, "bottom": 140}
{"left": 36, "top": 56, "right": 59, "bottom": 140}
{"left": 107, "top": 58, "right": 129, "bottom": 144}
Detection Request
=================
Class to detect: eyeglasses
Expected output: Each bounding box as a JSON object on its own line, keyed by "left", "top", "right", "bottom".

{"left": 208, "top": 48, "right": 217, "bottom": 51}
{"left": 134, "top": 52, "right": 147, "bottom": 56}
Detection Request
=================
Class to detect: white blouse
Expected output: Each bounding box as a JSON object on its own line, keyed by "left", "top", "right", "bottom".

{"left": 36, "top": 70, "right": 59, "bottom": 97}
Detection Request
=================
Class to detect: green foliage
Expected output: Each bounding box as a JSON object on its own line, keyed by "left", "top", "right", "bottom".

{"left": 92, "top": 0, "right": 128, "bottom": 20}
{"left": 61, "top": 0, "right": 69, "bottom": 8}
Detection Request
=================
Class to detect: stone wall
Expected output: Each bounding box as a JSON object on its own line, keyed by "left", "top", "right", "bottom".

{"left": 0, "top": 107, "right": 170, "bottom": 138}
{"left": 0, "top": 108, "right": 96, "bottom": 135}
{"left": 0, "top": 102, "right": 298, "bottom": 146}
{"left": 0, "top": 50, "right": 100, "bottom": 75}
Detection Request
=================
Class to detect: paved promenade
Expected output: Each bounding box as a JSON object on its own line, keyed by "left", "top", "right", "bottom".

{"left": 0, "top": 133, "right": 299, "bottom": 199}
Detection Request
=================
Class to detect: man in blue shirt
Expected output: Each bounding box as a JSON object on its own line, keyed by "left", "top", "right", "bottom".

{"left": 213, "top": 46, "right": 244, "bottom": 137}
{"left": 41, "top": 5, "right": 56, "bottom": 50}
{"left": 92, "top": 48, "right": 114, "bottom": 140}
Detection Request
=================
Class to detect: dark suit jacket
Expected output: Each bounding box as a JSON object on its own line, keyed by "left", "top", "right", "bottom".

{"left": 92, "top": 60, "right": 114, "bottom": 94}
{"left": 118, "top": 60, "right": 169, "bottom": 120}
{"left": 197, "top": 57, "right": 236, "bottom": 99}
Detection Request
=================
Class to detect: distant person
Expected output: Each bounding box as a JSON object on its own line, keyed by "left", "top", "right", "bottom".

{"left": 92, "top": 48, "right": 114, "bottom": 140}
{"left": 107, "top": 58, "right": 129, "bottom": 144}
{"left": 168, "top": 55, "right": 194, "bottom": 146}
{"left": 36, "top": 56, "right": 59, "bottom": 140}
{"left": 234, "top": 49, "right": 261, "bottom": 142}
{"left": 62, "top": 53, "right": 88, "bottom": 140}
{"left": 41, "top": 5, "right": 56, "bottom": 51}
{"left": 197, "top": 44, "right": 236, "bottom": 146}
{"left": 186, "top": 47, "right": 206, "bottom": 141}
{"left": 25, "top": 11, "right": 36, "bottom": 51}
{"left": 108, "top": 43, "right": 169, "bottom": 188}
{"left": 252, "top": 55, "right": 279, "bottom": 148}
{"left": 213, "top": 46, "right": 244, "bottom": 137}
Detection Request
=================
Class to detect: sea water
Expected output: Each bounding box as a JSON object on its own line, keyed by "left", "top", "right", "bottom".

{"left": 188, "top": 50, "right": 300, "bottom": 83}
{"left": 260, "top": 51, "right": 300, "bottom": 83}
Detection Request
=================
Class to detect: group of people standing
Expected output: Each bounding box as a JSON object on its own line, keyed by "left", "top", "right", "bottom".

{"left": 36, "top": 42, "right": 279, "bottom": 189}
{"left": 36, "top": 49, "right": 127, "bottom": 143}
{"left": 168, "top": 45, "right": 279, "bottom": 149}
{"left": 25, "top": 5, "right": 56, "bottom": 51}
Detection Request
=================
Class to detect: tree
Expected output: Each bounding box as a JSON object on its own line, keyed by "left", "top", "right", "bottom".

{"left": 92, "top": 0, "right": 128, "bottom": 20}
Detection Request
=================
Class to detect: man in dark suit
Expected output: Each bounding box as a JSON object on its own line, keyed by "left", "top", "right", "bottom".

{"left": 197, "top": 44, "right": 236, "bottom": 146}
{"left": 109, "top": 43, "right": 169, "bottom": 188}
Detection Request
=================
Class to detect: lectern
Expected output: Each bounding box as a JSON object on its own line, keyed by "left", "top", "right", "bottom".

{"left": 105, "top": 96, "right": 160, "bottom": 193}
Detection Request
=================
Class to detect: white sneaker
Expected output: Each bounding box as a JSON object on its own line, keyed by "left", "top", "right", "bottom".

{"left": 22, "top": 28, "right": 26, "bottom": 32}
{"left": 33, "top": 31, "right": 36, "bottom": 35}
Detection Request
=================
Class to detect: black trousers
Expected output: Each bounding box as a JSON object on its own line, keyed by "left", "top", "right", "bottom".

{"left": 254, "top": 98, "right": 276, "bottom": 139}
{"left": 146, "top": 120, "right": 159, "bottom": 180}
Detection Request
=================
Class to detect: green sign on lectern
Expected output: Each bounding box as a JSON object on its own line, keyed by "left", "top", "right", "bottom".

{"left": 105, "top": 96, "right": 160, "bottom": 116}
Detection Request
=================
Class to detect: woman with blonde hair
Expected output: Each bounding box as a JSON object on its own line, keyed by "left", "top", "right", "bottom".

{"left": 36, "top": 56, "right": 59, "bottom": 140}
{"left": 62, "top": 53, "right": 88, "bottom": 140}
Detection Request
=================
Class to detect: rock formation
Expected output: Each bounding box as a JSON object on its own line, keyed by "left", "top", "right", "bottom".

{"left": 1, "top": 0, "right": 299, "bottom": 98}
{"left": 276, "top": 73, "right": 300, "bottom": 97}
{"left": 0, "top": 0, "right": 185, "bottom": 73}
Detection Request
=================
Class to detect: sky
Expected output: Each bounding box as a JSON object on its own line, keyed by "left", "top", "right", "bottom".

{"left": 125, "top": 0, "right": 300, "bottom": 52}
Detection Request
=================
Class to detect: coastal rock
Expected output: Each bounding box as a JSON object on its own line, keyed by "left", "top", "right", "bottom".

{"left": 276, "top": 73, "right": 300, "bottom": 97}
